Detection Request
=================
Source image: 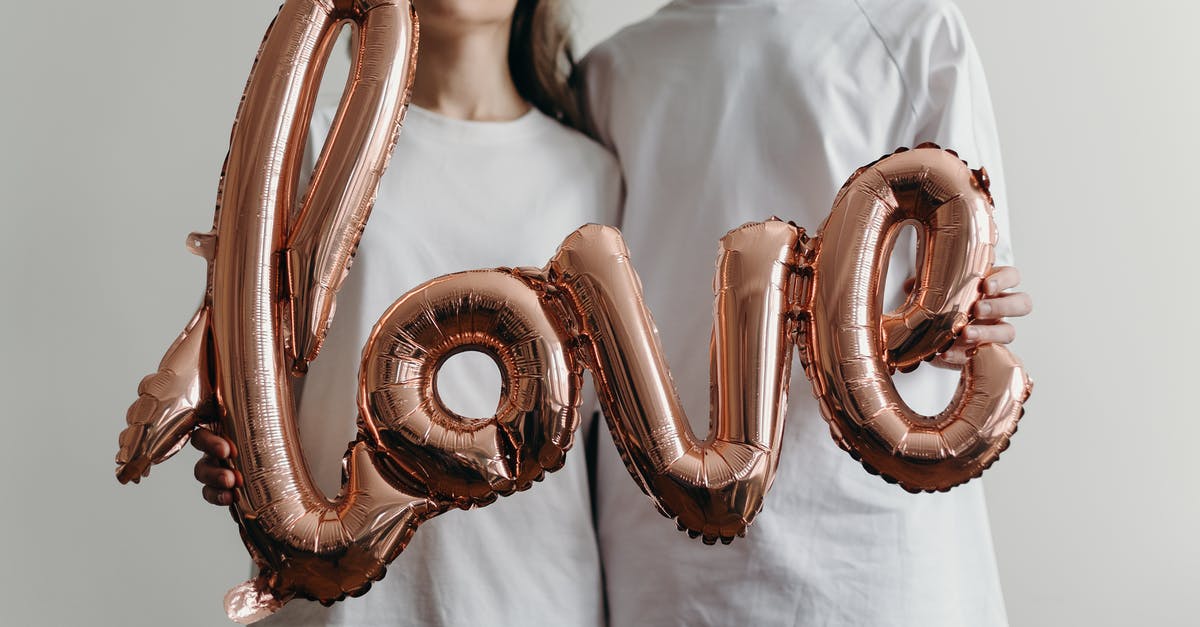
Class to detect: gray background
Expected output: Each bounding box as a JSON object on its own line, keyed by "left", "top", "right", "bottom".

{"left": 1, "top": 1, "right": 1196, "bottom": 625}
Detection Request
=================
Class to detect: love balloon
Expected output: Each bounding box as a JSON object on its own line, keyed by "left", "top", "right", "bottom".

{"left": 114, "top": 0, "right": 1031, "bottom": 622}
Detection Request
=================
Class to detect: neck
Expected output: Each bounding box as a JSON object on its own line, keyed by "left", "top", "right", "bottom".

{"left": 410, "top": 20, "right": 529, "bottom": 121}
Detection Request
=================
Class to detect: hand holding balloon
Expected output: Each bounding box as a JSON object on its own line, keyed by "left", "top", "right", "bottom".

{"left": 192, "top": 430, "right": 240, "bottom": 506}
{"left": 905, "top": 266, "right": 1032, "bottom": 368}
{"left": 803, "top": 146, "right": 1032, "bottom": 491}
{"left": 934, "top": 266, "right": 1031, "bottom": 368}
{"left": 115, "top": 11, "right": 1032, "bottom": 607}
{"left": 117, "top": 1, "right": 425, "bottom": 621}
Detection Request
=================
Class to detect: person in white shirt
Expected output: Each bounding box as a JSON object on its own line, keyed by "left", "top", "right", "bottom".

{"left": 580, "top": 1, "right": 1032, "bottom": 625}
{"left": 191, "top": 1, "right": 619, "bottom": 625}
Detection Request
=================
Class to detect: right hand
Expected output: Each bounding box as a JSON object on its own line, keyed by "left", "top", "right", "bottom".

{"left": 191, "top": 428, "right": 241, "bottom": 506}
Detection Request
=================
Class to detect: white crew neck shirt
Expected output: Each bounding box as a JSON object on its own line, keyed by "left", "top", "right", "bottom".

{"left": 260, "top": 103, "right": 621, "bottom": 627}
{"left": 581, "top": 1, "right": 1014, "bottom": 626}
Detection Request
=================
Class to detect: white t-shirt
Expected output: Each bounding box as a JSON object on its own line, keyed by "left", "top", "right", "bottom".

{"left": 581, "top": 1, "right": 1013, "bottom": 625}
{"left": 260, "top": 104, "right": 621, "bottom": 626}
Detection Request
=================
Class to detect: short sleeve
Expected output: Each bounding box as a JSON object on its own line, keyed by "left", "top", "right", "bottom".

{"left": 577, "top": 46, "right": 621, "bottom": 166}
{"left": 906, "top": 3, "right": 1016, "bottom": 266}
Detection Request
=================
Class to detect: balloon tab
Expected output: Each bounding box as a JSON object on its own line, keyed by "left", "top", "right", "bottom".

{"left": 187, "top": 231, "right": 216, "bottom": 260}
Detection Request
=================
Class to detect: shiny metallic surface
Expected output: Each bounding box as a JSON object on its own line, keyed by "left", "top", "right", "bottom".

{"left": 359, "top": 270, "right": 582, "bottom": 509}
{"left": 284, "top": 0, "right": 421, "bottom": 374}
{"left": 801, "top": 146, "right": 1033, "bottom": 492}
{"left": 115, "top": 306, "right": 213, "bottom": 484}
{"left": 549, "top": 222, "right": 803, "bottom": 544}
{"left": 117, "top": 64, "right": 1033, "bottom": 619}
{"left": 115, "top": 0, "right": 426, "bottom": 620}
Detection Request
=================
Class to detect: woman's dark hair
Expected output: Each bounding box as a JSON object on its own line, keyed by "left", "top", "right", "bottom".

{"left": 508, "top": 0, "right": 582, "bottom": 130}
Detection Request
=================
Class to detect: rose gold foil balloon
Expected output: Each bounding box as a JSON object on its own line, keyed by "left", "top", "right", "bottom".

{"left": 549, "top": 222, "right": 807, "bottom": 544}
{"left": 116, "top": 307, "right": 214, "bottom": 483}
{"left": 359, "top": 269, "right": 583, "bottom": 509}
{"left": 117, "top": 0, "right": 425, "bottom": 621}
{"left": 800, "top": 145, "right": 1033, "bottom": 491}
{"left": 118, "top": 35, "right": 1031, "bottom": 618}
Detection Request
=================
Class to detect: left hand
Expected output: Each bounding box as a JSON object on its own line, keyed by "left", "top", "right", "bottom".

{"left": 932, "top": 265, "right": 1032, "bottom": 369}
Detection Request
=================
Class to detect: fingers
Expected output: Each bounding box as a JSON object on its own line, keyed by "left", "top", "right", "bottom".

{"left": 191, "top": 428, "right": 241, "bottom": 508}
{"left": 190, "top": 427, "right": 236, "bottom": 459}
{"left": 975, "top": 292, "right": 1032, "bottom": 320}
{"left": 930, "top": 265, "right": 1025, "bottom": 371}
{"left": 194, "top": 455, "right": 238, "bottom": 489}
{"left": 202, "top": 485, "right": 234, "bottom": 507}
{"left": 932, "top": 321, "right": 1017, "bottom": 371}
{"left": 932, "top": 347, "right": 969, "bottom": 370}
{"left": 963, "top": 321, "right": 1016, "bottom": 345}
{"left": 983, "top": 266, "right": 1021, "bottom": 295}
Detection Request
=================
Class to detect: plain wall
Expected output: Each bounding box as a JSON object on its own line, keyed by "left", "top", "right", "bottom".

{"left": 1, "top": 1, "right": 1194, "bottom": 625}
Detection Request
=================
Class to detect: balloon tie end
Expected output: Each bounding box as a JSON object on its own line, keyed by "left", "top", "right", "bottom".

{"left": 224, "top": 577, "right": 288, "bottom": 624}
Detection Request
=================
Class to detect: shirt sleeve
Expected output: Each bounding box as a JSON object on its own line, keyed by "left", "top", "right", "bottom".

{"left": 578, "top": 46, "right": 617, "bottom": 150}
{"left": 902, "top": 2, "right": 1016, "bottom": 267}
{"left": 577, "top": 46, "right": 627, "bottom": 229}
